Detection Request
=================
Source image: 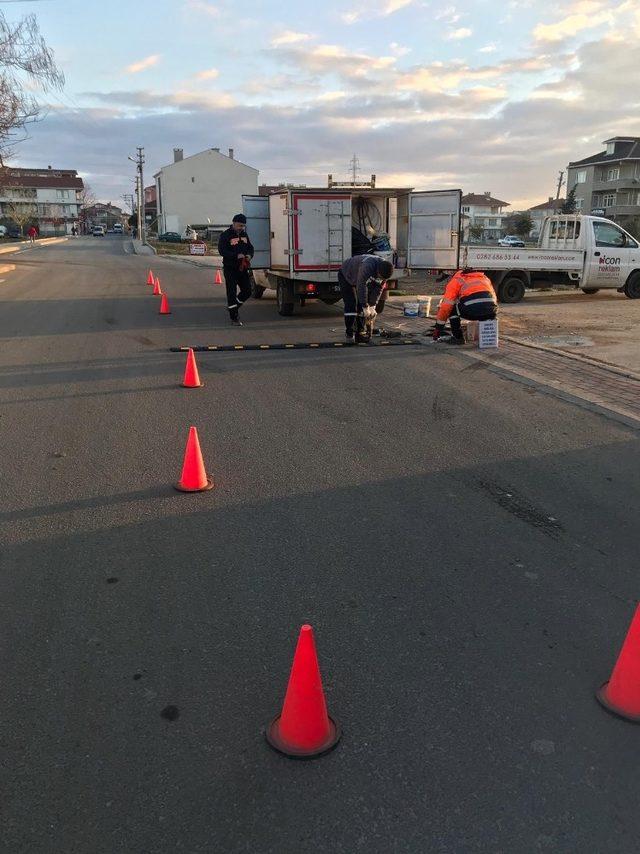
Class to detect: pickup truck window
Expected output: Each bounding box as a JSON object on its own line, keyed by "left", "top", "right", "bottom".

{"left": 593, "top": 221, "right": 626, "bottom": 247}
{"left": 550, "top": 220, "right": 580, "bottom": 240}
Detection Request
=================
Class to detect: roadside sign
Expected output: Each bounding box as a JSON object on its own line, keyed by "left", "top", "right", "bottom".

{"left": 189, "top": 242, "right": 207, "bottom": 256}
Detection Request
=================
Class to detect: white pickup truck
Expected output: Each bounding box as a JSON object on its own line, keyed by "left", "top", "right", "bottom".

{"left": 462, "top": 215, "right": 640, "bottom": 303}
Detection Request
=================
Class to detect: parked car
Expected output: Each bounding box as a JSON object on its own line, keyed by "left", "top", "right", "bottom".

{"left": 498, "top": 235, "right": 526, "bottom": 248}
{"left": 158, "top": 231, "right": 183, "bottom": 243}
{"left": 92, "top": 225, "right": 106, "bottom": 237}
{"left": 112, "top": 223, "right": 123, "bottom": 234}
{"left": 5, "top": 226, "right": 22, "bottom": 238}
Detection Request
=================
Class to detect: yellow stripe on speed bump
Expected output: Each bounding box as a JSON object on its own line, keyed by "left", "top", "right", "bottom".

{"left": 234, "top": 345, "right": 244, "bottom": 350}
{"left": 285, "top": 344, "right": 295, "bottom": 348}
{"left": 259, "top": 345, "right": 270, "bottom": 349}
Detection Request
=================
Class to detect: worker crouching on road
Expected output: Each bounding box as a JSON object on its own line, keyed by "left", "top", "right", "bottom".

{"left": 218, "top": 214, "right": 255, "bottom": 327}
{"left": 338, "top": 255, "right": 394, "bottom": 343}
{"left": 433, "top": 268, "right": 497, "bottom": 344}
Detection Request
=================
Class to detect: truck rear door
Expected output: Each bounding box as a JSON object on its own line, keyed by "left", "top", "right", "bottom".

{"left": 242, "top": 195, "right": 270, "bottom": 269}
{"left": 406, "top": 189, "right": 461, "bottom": 269}
{"left": 291, "top": 193, "right": 351, "bottom": 272}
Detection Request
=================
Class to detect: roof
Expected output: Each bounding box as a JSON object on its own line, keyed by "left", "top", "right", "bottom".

{"left": 568, "top": 138, "right": 640, "bottom": 168}
{"left": 528, "top": 198, "right": 565, "bottom": 211}
{"left": 0, "top": 167, "right": 84, "bottom": 190}
{"left": 154, "top": 148, "right": 258, "bottom": 177}
{"left": 461, "top": 193, "right": 509, "bottom": 207}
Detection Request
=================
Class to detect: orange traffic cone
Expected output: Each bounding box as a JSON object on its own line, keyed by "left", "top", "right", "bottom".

{"left": 146, "top": 269, "right": 155, "bottom": 285}
{"left": 159, "top": 293, "right": 171, "bottom": 315}
{"left": 597, "top": 604, "right": 640, "bottom": 722}
{"left": 214, "top": 269, "right": 222, "bottom": 285}
{"left": 153, "top": 276, "right": 162, "bottom": 295}
{"left": 266, "top": 624, "right": 341, "bottom": 758}
{"left": 174, "top": 426, "right": 214, "bottom": 492}
{"left": 182, "top": 348, "right": 203, "bottom": 388}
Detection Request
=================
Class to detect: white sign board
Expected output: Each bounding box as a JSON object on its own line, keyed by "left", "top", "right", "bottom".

{"left": 189, "top": 242, "right": 207, "bottom": 256}
{"left": 478, "top": 318, "right": 499, "bottom": 349}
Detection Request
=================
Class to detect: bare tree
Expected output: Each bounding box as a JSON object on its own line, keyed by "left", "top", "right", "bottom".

{"left": 0, "top": 12, "right": 64, "bottom": 165}
{"left": 5, "top": 200, "right": 37, "bottom": 236}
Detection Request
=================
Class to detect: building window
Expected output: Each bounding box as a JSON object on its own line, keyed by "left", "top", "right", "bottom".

{"left": 603, "top": 193, "right": 616, "bottom": 207}
{"left": 606, "top": 142, "right": 615, "bottom": 155}
{"left": 606, "top": 167, "right": 620, "bottom": 181}
{"left": 575, "top": 170, "right": 587, "bottom": 183}
{"left": 575, "top": 198, "right": 584, "bottom": 210}
{"left": 462, "top": 206, "right": 469, "bottom": 212}
{"left": 191, "top": 177, "right": 195, "bottom": 183}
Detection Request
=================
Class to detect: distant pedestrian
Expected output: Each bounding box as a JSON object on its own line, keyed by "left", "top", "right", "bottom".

{"left": 27, "top": 225, "right": 37, "bottom": 244}
{"left": 218, "top": 214, "right": 254, "bottom": 326}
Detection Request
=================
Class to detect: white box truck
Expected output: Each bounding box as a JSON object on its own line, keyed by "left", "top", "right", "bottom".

{"left": 461, "top": 215, "right": 640, "bottom": 303}
{"left": 243, "top": 187, "right": 462, "bottom": 315}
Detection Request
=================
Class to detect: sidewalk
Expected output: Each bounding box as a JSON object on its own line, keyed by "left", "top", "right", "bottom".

{"left": 384, "top": 298, "right": 640, "bottom": 428}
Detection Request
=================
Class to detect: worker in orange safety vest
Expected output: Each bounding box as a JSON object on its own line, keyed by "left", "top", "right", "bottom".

{"left": 433, "top": 268, "right": 497, "bottom": 344}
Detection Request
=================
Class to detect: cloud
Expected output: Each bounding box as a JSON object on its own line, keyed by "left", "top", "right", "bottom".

{"left": 478, "top": 43, "right": 497, "bottom": 53}
{"left": 390, "top": 42, "right": 412, "bottom": 57}
{"left": 271, "top": 30, "right": 313, "bottom": 47}
{"left": 341, "top": 0, "right": 415, "bottom": 23}
{"left": 435, "top": 5, "right": 461, "bottom": 23}
{"left": 194, "top": 68, "right": 219, "bottom": 81}
{"left": 445, "top": 27, "right": 472, "bottom": 40}
{"left": 533, "top": 0, "right": 614, "bottom": 41}
{"left": 184, "top": 0, "right": 221, "bottom": 16}
{"left": 124, "top": 55, "right": 161, "bottom": 74}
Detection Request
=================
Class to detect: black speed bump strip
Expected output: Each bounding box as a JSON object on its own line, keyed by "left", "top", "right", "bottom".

{"left": 169, "top": 339, "right": 421, "bottom": 353}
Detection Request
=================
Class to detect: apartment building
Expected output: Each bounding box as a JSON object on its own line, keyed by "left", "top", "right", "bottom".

{"left": 154, "top": 147, "right": 258, "bottom": 235}
{"left": 461, "top": 192, "right": 510, "bottom": 241}
{"left": 567, "top": 136, "right": 640, "bottom": 230}
{"left": 0, "top": 166, "right": 84, "bottom": 235}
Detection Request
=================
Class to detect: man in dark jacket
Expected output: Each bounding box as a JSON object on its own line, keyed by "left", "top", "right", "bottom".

{"left": 338, "top": 255, "right": 394, "bottom": 343}
{"left": 217, "top": 214, "right": 255, "bottom": 326}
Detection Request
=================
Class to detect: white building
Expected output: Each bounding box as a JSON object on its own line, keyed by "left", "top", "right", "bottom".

{"left": 0, "top": 166, "right": 84, "bottom": 235}
{"left": 154, "top": 147, "right": 259, "bottom": 235}
{"left": 461, "top": 192, "right": 510, "bottom": 241}
{"left": 527, "top": 197, "right": 565, "bottom": 237}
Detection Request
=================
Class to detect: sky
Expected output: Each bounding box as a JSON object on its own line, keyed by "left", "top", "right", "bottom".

{"left": 5, "top": 0, "right": 640, "bottom": 209}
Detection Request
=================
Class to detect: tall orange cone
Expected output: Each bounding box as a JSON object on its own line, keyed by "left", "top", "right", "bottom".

{"left": 146, "top": 269, "right": 155, "bottom": 285}
{"left": 153, "top": 276, "right": 162, "bottom": 295}
{"left": 214, "top": 269, "right": 222, "bottom": 285}
{"left": 159, "top": 293, "right": 171, "bottom": 314}
{"left": 182, "top": 348, "right": 203, "bottom": 388}
{"left": 597, "top": 604, "right": 640, "bottom": 722}
{"left": 266, "top": 624, "right": 341, "bottom": 758}
{"left": 174, "top": 426, "right": 214, "bottom": 492}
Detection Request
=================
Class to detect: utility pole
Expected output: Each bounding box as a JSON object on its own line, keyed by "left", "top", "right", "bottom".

{"left": 555, "top": 170, "right": 565, "bottom": 200}
{"left": 128, "top": 147, "right": 146, "bottom": 243}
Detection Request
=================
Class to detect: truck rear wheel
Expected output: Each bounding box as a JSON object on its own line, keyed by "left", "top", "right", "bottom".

{"left": 581, "top": 288, "right": 599, "bottom": 295}
{"left": 497, "top": 277, "right": 525, "bottom": 304}
{"left": 277, "top": 279, "right": 295, "bottom": 315}
{"left": 624, "top": 272, "right": 640, "bottom": 299}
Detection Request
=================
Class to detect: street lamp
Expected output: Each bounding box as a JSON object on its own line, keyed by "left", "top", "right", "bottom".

{"left": 128, "top": 155, "right": 142, "bottom": 242}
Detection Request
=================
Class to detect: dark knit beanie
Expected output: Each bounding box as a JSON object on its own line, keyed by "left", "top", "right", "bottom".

{"left": 232, "top": 214, "right": 247, "bottom": 224}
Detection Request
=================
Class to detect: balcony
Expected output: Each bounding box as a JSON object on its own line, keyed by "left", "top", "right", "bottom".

{"left": 591, "top": 177, "right": 640, "bottom": 192}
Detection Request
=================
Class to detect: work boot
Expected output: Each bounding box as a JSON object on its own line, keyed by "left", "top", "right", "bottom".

{"left": 447, "top": 334, "right": 465, "bottom": 345}
{"left": 355, "top": 332, "right": 371, "bottom": 345}
{"left": 345, "top": 331, "right": 355, "bottom": 344}
{"left": 230, "top": 316, "right": 243, "bottom": 327}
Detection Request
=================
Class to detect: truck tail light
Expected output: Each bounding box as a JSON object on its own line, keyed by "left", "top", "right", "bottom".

{"left": 306, "top": 283, "right": 316, "bottom": 293}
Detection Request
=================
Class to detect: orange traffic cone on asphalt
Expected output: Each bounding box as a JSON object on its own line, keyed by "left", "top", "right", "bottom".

{"left": 597, "top": 604, "right": 640, "bottom": 722}
{"left": 174, "top": 426, "right": 214, "bottom": 492}
{"left": 214, "top": 269, "right": 222, "bottom": 285}
{"left": 146, "top": 269, "right": 155, "bottom": 285}
{"left": 153, "top": 276, "right": 162, "bottom": 295}
{"left": 266, "top": 624, "right": 341, "bottom": 758}
{"left": 182, "top": 348, "right": 203, "bottom": 388}
{"left": 159, "top": 293, "right": 171, "bottom": 315}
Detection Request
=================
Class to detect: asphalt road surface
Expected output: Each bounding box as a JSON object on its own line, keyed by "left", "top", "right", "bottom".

{"left": 3, "top": 236, "right": 640, "bottom": 853}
